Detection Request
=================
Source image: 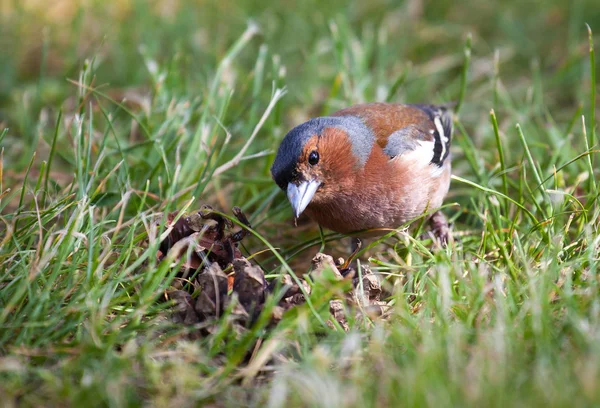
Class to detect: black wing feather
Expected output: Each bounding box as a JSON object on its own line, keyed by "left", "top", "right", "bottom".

{"left": 411, "top": 104, "right": 453, "bottom": 166}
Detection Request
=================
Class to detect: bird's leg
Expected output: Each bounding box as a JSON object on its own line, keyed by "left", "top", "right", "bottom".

{"left": 429, "top": 210, "right": 451, "bottom": 246}
{"left": 339, "top": 237, "right": 362, "bottom": 271}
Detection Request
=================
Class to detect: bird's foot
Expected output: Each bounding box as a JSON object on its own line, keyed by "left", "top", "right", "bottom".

{"left": 337, "top": 238, "right": 362, "bottom": 274}
{"left": 429, "top": 210, "right": 452, "bottom": 247}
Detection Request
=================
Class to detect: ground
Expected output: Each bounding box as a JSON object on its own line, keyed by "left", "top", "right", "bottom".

{"left": 1, "top": 0, "right": 600, "bottom": 406}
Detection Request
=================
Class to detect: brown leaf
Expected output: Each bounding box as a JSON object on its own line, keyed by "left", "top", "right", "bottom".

{"left": 329, "top": 300, "right": 349, "bottom": 331}
{"left": 158, "top": 211, "right": 195, "bottom": 256}
{"left": 195, "top": 263, "right": 229, "bottom": 318}
{"left": 271, "top": 305, "right": 286, "bottom": 323}
{"left": 232, "top": 258, "right": 266, "bottom": 311}
{"left": 167, "top": 290, "right": 200, "bottom": 325}
{"left": 362, "top": 301, "right": 390, "bottom": 319}
{"left": 311, "top": 253, "right": 343, "bottom": 280}
{"left": 157, "top": 208, "right": 246, "bottom": 271}
{"left": 275, "top": 274, "right": 312, "bottom": 299}
{"left": 360, "top": 272, "right": 381, "bottom": 302}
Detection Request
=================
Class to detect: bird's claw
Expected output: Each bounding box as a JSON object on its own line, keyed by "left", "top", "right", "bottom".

{"left": 429, "top": 210, "right": 452, "bottom": 247}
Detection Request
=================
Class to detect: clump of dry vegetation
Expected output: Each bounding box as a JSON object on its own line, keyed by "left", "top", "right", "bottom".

{"left": 158, "top": 207, "right": 386, "bottom": 337}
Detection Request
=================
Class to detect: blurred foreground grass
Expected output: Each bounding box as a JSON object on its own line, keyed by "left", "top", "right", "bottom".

{"left": 1, "top": 0, "right": 600, "bottom": 406}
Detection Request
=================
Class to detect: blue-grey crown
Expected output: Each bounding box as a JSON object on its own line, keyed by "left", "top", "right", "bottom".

{"left": 271, "top": 116, "right": 374, "bottom": 189}
{"left": 271, "top": 119, "right": 320, "bottom": 190}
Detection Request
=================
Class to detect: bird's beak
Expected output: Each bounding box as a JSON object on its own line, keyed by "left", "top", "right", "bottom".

{"left": 287, "top": 180, "right": 321, "bottom": 218}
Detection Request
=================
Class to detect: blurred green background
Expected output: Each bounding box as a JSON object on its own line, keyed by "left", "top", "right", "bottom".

{"left": 2, "top": 0, "right": 599, "bottom": 135}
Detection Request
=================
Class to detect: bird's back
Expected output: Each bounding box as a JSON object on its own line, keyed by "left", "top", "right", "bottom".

{"left": 331, "top": 102, "right": 453, "bottom": 168}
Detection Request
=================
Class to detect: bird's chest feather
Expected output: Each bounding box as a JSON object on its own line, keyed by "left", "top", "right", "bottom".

{"left": 306, "top": 148, "right": 449, "bottom": 233}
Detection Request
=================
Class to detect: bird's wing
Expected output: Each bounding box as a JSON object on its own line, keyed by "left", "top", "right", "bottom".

{"left": 331, "top": 103, "right": 453, "bottom": 166}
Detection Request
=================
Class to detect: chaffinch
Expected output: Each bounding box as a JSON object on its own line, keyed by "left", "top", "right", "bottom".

{"left": 271, "top": 102, "right": 453, "bottom": 245}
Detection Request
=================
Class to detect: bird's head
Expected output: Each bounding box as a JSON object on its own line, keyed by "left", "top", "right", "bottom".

{"left": 270, "top": 116, "right": 374, "bottom": 218}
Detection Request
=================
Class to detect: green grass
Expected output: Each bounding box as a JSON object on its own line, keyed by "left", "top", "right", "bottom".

{"left": 1, "top": 0, "right": 600, "bottom": 406}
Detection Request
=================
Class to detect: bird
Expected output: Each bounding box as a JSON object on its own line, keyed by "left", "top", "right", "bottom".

{"left": 270, "top": 102, "right": 453, "bottom": 253}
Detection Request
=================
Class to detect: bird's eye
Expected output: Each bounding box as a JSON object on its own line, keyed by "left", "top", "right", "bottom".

{"left": 308, "top": 150, "right": 319, "bottom": 166}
